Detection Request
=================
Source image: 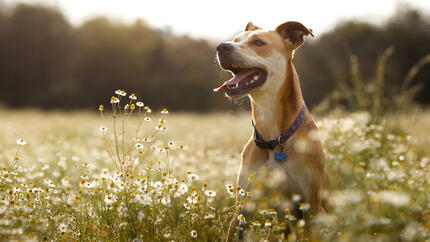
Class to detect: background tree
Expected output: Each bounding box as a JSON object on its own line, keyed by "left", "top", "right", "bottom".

{"left": 0, "top": 3, "right": 429, "bottom": 111}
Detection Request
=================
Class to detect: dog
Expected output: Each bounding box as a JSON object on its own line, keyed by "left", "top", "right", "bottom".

{"left": 214, "top": 21, "right": 330, "bottom": 240}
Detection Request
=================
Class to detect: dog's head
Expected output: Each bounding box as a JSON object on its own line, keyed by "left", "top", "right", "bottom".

{"left": 214, "top": 21, "right": 313, "bottom": 99}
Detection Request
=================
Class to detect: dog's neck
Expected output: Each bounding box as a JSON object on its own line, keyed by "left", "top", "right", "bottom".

{"left": 249, "top": 58, "right": 305, "bottom": 141}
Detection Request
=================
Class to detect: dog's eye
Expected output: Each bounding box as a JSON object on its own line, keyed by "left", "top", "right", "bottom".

{"left": 253, "top": 39, "right": 266, "bottom": 46}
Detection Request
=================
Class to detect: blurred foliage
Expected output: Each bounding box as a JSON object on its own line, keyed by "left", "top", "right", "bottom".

{"left": 297, "top": 5, "right": 430, "bottom": 112}
{"left": 0, "top": 3, "right": 232, "bottom": 111}
{"left": 0, "top": 3, "right": 429, "bottom": 111}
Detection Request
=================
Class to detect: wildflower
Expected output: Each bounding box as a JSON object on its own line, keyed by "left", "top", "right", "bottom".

{"left": 248, "top": 173, "right": 255, "bottom": 181}
{"left": 204, "top": 190, "right": 216, "bottom": 198}
{"left": 187, "top": 173, "right": 199, "bottom": 181}
{"left": 299, "top": 203, "right": 310, "bottom": 211}
{"left": 161, "top": 108, "right": 169, "bottom": 114}
{"left": 190, "top": 230, "right": 198, "bottom": 238}
{"left": 129, "top": 93, "right": 137, "bottom": 100}
{"left": 144, "top": 117, "right": 151, "bottom": 122}
{"left": 135, "top": 143, "right": 144, "bottom": 151}
{"left": 100, "top": 127, "right": 107, "bottom": 132}
{"left": 110, "top": 96, "right": 119, "bottom": 104}
{"left": 297, "top": 219, "right": 306, "bottom": 228}
{"left": 236, "top": 201, "right": 245, "bottom": 209}
{"left": 238, "top": 189, "right": 245, "bottom": 197}
{"left": 292, "top": 193, "right": 301, "bottom": 202}
{"left": 187, "top": 194, "right": 199, "bottom": 204}
{"left": 130, "top": 104, "right": 135, "bottom": 110}
{"left": 264, "top": 219, "right": 272, "bottom": 228}
{"left": 183, "top": 203, "right": 191, "bottom": 210}
{"left": 373, "top": 190, "right": 410, "bottom": 207}
{"left": 43, "top": 178, "right": 54, "bottom": 187}
{"left": 136, "top": 101, "right": 144, "bottom": 107}
{"left": 226, "top": 184, "right": 234, "bottom": 195}
{"left": 238, "top": 214, "right": 246, "bottom": 225}
{"left": 104, "top": 194, "right": 117, "bottom": 204}
{"left": 161, "top": 196, "right": 171, "bottom": 206}
{"left": 16, "top": 138, "right": 26, "bottom": 146}
{"left": 179, "top": 184, "right": 188, "bottom": 194}
{"left": 328, "top": 190, "right": 361, "bottom": 207}
{"left": 98, "top": 105, "right": 104, "bottom": 111}
{"left": 204, "top": 212, "right": 215, "bottom": 219}
{"left": 138, "top": 211, "right": 145, "bottom": 220}
{"left": 84, "top": 182, "right": 93, "bottom": 189}
{"left": 115, "top": 89, "right": 126, "bottom": 96}
{"left": 153, "top": 181, "right": 163, "bottom": 190}
{"left": 58, "top": 223, "right": 68, "bottom": 233}
{"left": 163, "top": 230, "right": 171, "bottom": 238}
{"left": 267, "top": 208, "right": 277, "bottom": 215}
{"left": 252, "top": 222, "right": 261, "bottom": 227}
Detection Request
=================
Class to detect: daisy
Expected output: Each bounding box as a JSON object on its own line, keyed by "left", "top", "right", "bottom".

{"left": 129, "top": 93, "right": 137, "bottom": 100}
{"left": 135, "top": 143, "right": 144, "bottom": 151}
{"left": 204, "top": 212, "right": 215, "bottom": 219}
{"left": 104, "top": 194, "right": 117, "bottom": 204}
{"left": 204, "top": 190, "right": 216, "bottom": 198}
{"left": 16, "top": 138, "right": 26, "bottom": 146}
{"left": 238, "top": 214, "right": 246, "bottom": 225}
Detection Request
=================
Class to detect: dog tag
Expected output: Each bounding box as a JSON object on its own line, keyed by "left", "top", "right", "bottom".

{"left": 274, "top": 144, "right": 286, "bottom": 161}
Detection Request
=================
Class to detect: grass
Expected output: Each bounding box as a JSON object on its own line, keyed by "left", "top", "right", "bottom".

{"left": 0, "top": 92, "right": 429, "bottom": 241}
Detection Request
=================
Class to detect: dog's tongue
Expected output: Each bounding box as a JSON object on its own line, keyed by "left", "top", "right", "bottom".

{"left": 213, "top": 69, "right": 260, "bottom": 92}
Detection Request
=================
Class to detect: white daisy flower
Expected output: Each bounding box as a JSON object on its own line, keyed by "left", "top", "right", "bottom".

{"left": 16, "top": 138, "right": 26, "bottom": 146}
{"left": 104, "top": 194, "right": 117, "bottom": 204}
{"left": 204, "top": 190, "right": 216, "bottom": 198}
{"left": 135, "top": 143, "right": 144, "bottom": 151}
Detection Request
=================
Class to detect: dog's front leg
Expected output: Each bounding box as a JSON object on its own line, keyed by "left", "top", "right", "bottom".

{"left": 226, "top": 139, "right": 268, "bottom": 241}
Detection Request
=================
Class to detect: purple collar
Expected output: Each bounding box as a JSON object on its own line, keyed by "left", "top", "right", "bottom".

{"left": 252, "top": 104, "right": 306, "bottom": 150}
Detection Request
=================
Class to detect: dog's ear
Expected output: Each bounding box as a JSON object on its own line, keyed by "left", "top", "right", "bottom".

{"left": 245, "top": 22, "right": 261, "bottom": 31}
{"left": 275, "top": 21, "right": 314, "bottom": 49}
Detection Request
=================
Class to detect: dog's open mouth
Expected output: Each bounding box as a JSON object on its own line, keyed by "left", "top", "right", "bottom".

{"left": 213, "top": 65, "right": 267, "bottom": 96}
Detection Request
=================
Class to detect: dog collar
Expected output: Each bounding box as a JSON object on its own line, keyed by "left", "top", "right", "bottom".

{"left": 252, "top": 104, "right": 306, "bottom": 150}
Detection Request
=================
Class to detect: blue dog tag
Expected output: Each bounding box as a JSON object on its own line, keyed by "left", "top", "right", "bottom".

{"left": 274, "top": 152, "right": 286, "bottom": 161}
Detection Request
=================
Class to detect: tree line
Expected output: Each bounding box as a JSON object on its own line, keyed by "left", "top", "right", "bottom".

{"left": 0, "top": 2, "right": 429, "bottom": 111}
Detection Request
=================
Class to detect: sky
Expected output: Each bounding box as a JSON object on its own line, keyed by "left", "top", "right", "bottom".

{"left": 4, "top": 0, "right": 430, "bottom": 40}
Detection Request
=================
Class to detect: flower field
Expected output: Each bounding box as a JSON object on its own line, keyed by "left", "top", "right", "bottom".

{"left": 0, "top": 92, "right": 429, "bottom": 241}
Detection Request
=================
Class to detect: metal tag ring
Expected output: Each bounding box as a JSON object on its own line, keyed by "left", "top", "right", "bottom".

{"left": 277, "top": 136, "right": 283, "bottom": 145}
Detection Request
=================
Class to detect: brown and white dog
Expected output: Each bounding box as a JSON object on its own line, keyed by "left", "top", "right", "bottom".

{"left": 214, "top": 21, "right": 330, "bottom": 240}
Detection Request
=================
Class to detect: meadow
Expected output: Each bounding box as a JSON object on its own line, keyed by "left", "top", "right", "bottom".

{"left": 0, "top": 91, "right": 430, "bottom": 241}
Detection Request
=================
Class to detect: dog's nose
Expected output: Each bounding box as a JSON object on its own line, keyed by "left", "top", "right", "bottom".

{"left": 217, "top": 42, "right": 233, "bottom": 53}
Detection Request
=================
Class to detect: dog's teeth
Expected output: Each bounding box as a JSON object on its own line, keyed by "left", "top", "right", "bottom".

{"left": 235, "top": 83, "right": 239, "bottom": 88}
{"left": 253, "top": 75, "right": 258, "bottom": 81}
